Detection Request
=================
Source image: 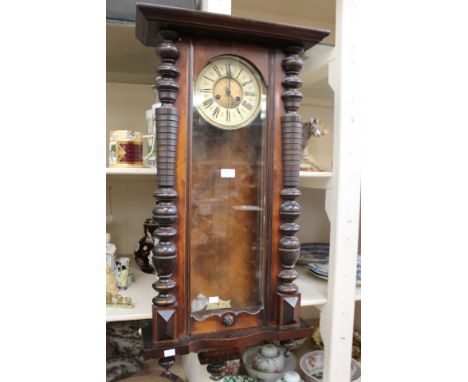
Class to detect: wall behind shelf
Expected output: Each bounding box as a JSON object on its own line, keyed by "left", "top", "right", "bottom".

{"left": 106, "top": 82, "right": 156, "bottom": 253}
{"left": 106, "top": 82, "right": 155, "bottom": 166}
{"left": 301, "top": 99, "right": 334, "bottom": 172}
{"left": 107, "top": 177, "right": 154, "bottom": 255}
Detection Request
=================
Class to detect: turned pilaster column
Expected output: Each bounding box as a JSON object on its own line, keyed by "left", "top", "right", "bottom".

{"left": 150, "top": 30, "right": 180, "bottom": 349}
{"left": 277, "top": 45, "right": 304, "bottom": 326}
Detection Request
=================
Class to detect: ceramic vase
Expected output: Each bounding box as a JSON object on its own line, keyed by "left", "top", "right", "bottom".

{"left": 134, "top": 218, "right": 158, "bottom": 274}
{"left": 106, "top": 232, "right": 117, "bottom": 273}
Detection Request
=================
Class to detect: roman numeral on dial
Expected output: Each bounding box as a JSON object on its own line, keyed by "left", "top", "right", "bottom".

{"left": 226, "top": 63, "right": 233, "bottom": 77}
{"left": 200, "top": 89, "right": 211, "bottom": 93}
{"left": 212, "top": 64, "right": 222, "bottom": 77}
{"left": 242, "top": 79, "right": 253, "bottom": 86}
{"left": 244, "top": 91, "right": 256, "bottom": 97}
{"left": 242, "top": 100, "right": 253, "bottom": 110}
{"left": 237, "top": 107, "right": 243, "bottom": 118}
{"left": 203, "top": 98, "right": 214, "bottom": 108}
{"left": 226, "top": 110, "right": 230, "bottom": 122}
{"left": 212, "top": 107, "right": 220, "bottom": 118}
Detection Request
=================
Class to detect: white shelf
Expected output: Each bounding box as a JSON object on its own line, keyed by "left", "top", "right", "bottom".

{"left": 106, "top": 259, "right": 156, "bottom": 322}
{"left": 106, "top": 258, "right": 360, "bottom": 322}
{"left": 296, "top": 265, "right": 361, "bottom": 307}
{"left": 106, "top": 167, "right": 332, "bottom": 189}
{"left": 299, "top": 171, "right": 333, "bottom": 189}
{"left": 106, "top": 167, "right": 157, "bottom": 175}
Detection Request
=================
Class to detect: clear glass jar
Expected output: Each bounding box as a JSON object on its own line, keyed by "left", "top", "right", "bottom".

{"left": 142, "top": 103, "right": 159, "bottom": 168}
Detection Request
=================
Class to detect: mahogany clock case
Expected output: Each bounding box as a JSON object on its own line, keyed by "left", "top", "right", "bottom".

{"left": 189, "top": 39, "right": 271, "bottom": 337}
{"left": 135, "top": 4, "right": 330, "bottom": 358}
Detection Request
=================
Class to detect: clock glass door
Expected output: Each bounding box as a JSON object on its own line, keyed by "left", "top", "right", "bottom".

{"left": 189, "top": 55, "right": 267, "bottom": 318}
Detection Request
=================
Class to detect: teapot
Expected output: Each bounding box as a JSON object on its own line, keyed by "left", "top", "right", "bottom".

{"left": 252, "top": 344, "right": 285, "bottom": 373}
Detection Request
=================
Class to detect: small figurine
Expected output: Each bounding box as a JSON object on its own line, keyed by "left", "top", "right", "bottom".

{"left": 115, "top": 257, "right": 130, "bottom": 290}
{"left": 301, "top": 117, "right": 329, "bottom": 172}
{"left": 106, "top": 232, "right": 117, "bottom": 272}
{"left": 106, "top": 264, "right": 119, "bottom": 296}
{"left": 106, "top": 293, "right": 135, "bottom": 309}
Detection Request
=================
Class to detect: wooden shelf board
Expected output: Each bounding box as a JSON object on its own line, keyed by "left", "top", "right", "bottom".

{"left": 106, "top": 258, "right": 359, "bottom": 322}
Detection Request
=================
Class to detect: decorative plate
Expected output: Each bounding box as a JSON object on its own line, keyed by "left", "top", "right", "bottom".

{"left": 299, "top": 351, "right": 361, "bottom": 382}
{"left": 307, "top": 256, "right": 361, "bottom": 285}
{"left": 297, "top": 243, "right": 330, "bottom": 265}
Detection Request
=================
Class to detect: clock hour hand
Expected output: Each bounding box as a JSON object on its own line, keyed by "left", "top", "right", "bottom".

{"left": 230, "top": 94, "right": 240, "bottom": 106}
{"left": 225, "top": 85, "right": 241, "bottom": 108}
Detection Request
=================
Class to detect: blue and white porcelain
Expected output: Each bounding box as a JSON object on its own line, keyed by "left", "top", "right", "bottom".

{"left": 308, "top": 255, "right": 361, "bottom": 285}
{"left": 297, "top": 243, "right": 330, "bottom": 265}
{"left": 242, "top": 345, "right": 297, "bottom": 382}
{"left": 253, "top": 344, "right": 285, "bottom": 373}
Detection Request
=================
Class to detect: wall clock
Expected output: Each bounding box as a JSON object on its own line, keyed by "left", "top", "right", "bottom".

{"left": 135, "top": 4, "right": 329, "bottom": 380}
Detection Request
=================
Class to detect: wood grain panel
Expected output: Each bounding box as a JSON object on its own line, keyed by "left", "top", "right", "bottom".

{"left": 188, "top": 39, "right": 270, "bottom": 335}
{"left": 191, "top": 312, "right": 262, "bottom": 335}
{"left": 174, "top": 38, "right": 189, "bottom": 338}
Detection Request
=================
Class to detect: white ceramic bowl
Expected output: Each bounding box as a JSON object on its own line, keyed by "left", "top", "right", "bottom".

{"left": 299, "top": 351, "right": 360, "bottom": 382}
{"left": 242, "top": 345, "right": 297, "bottom": 382}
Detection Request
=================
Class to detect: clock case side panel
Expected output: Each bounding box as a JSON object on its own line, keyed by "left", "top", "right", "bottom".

{"left": 176, "top": 38, "right": 189, "bottom": 342}
{"left": 188, "top": 37, "right": 272, "bottom": 335}
{"left": 269, "top": 48, "right": 283, "bottom": 327}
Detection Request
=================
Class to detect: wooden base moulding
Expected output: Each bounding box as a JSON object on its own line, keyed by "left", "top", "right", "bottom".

{"left": 141, "top": 319, "right": 313, "bottom": 359}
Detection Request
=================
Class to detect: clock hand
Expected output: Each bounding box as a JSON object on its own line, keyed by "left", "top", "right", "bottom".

{"left": 225, "top": 85, "right": 232, "bottom": 108}
{"left": 230, "top": 94, "right": 240, "bottom": 105}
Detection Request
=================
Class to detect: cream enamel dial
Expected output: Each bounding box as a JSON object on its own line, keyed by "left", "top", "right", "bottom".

{"left": 194, "top": 56, "right": 263, "bottom": 130}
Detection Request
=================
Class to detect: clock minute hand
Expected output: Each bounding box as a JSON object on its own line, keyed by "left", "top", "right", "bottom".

{"left": 225, "top": 85, "right": 232, "bottom": 108}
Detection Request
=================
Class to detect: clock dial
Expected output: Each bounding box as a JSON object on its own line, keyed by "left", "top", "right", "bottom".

{"left": 194, "top": 56, "right": 263, "bottom": 129}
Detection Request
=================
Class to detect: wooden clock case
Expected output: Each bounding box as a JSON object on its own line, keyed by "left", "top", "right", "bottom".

{"left": 135, "top": 3, "right": 329, "bottom": 379}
